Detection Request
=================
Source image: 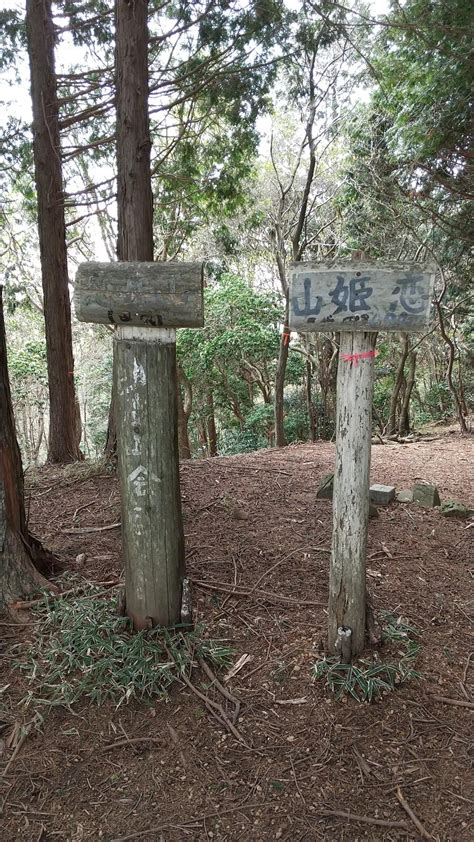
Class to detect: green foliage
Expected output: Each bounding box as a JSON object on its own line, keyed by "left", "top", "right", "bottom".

{"left": 74, "top": 327, "right": 113, "bottom": 456}
{"left": 0, "top": 7, "right": 25, "bottom": 72}
{"left": 374, "top": 0, "right": 472, "bottom": 200}
{"left": 7, "top": 340, "right": 47, "bottom": 398}
{"left": 219, "top": 403, "right": 274, "bottom": 454}
{"left": 178, "top": 273, "right": 281, "bottom": 452}
{"left": 14, "top": 579, "right": 233, "bottom": 710}
{"left": 283, "top": 391, "right": 308, "bottom": 443}
{"left": 313, "top": 613, "right": 421, "bottom": 703}
{"left": 415, "top": 381, "right": 453, "bottom": 423}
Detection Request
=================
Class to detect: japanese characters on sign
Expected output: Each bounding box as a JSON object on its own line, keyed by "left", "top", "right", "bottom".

{"left": 289, "top": 262, "right": 434, "bottom": 333}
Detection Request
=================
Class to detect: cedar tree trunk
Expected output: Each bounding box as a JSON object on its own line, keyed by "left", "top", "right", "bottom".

{"left": 105, "top": 0, "right": 154, "bottom": 457}
{"left": 0, "top": 288, "right": 56, "bottom": 610}
{"left": 25, "top": 0, "right": 82, "bottom": 463}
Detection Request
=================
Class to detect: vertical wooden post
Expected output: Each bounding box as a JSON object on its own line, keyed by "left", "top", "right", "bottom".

{"left": 115, "top": 326, "right": 184, "bottom": 629}
{"left": 327, "top": 331, "right": 376, "bottom": 658}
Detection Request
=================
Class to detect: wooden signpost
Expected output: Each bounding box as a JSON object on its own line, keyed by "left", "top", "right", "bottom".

{"left": 75, "top": 261, "right": 203, "bottom": 630}
{"left": 289, "top": 260, "right": 434, "bottom": 660}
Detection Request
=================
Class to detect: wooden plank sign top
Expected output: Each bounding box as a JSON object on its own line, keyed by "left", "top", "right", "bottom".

{"left": 75, "top": 261, "right": 204, "bottom": 328}
{"left": 289, "top": 261, "right": 434, "bottom": 333}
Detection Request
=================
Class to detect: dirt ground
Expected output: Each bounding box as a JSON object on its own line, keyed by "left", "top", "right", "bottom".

{"left": 1, "top": 435, "right": 473, "bottom": 841}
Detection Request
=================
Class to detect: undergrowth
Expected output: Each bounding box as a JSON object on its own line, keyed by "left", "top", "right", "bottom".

{"left": 313, "top": 613, "right": 421, "bottom": 702}
{"left": 12, "top": 579, "right": 233, "bottom": 710}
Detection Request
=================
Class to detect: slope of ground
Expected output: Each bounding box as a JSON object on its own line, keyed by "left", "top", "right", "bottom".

{"left": 1, "top": 436, "right": 473, "bottom": 841}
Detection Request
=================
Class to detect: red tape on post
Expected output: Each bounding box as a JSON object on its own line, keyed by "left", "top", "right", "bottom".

{"left": 341, "top": 350, "right": 378, "bottom": 365}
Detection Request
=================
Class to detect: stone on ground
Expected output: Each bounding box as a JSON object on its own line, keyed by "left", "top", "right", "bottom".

{"left": 369, "top": 484, "right": 395, "bottom": 505}
{"left": 413, "top": 482, "right": 441, "bottom": 508}
{"left": 439, "top": 500, "right": 473, "bottom": 518}
{"left": 316, "top": 473, "right": 334, "bottom": 500}
{"left": 396, "top": 489, "right": 414, "bottom": 503}
{"left": 369, "top": 503, "right": 379, "bottom": 519}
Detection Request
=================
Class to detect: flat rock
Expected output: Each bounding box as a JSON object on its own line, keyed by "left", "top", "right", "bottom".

{"left": 413, "top": 482, "right": 440, "bottom": 508}
{"left": 439, "top": 500, "right": 473, "bottom": 519}
{"left": 396, "top": 489, "right": 413, "bottom": 503}
{"left": 316, "top": 473, "right": 334, "bottom": 500}
{"left": 369, "top": 484, "right": 395, "bottom": 505}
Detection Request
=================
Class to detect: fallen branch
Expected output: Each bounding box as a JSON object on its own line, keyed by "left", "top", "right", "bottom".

{"left": 1, "top": 727, "right": 30, "bottom": 777}
{"left": 462, "top": 651, "right": 473, "bottom": 685}
{"left": 62, "top": 521, "right": 121, "bottom": 534}
{"left": 318, "top": 808, "right": 407, "bottom": 829}
{"left": 191, "top": 579, "right": 325, "bottom": 607}
{"left": 396, "top": 787, "right": 433, "bottom": 840}
{"left": 164, "top": 644, "right": 245, "bottom": 744}
{"left": 428, "top": 694, "right": 474, "bottom": 710}
{"left": 166, "top": 723, "right": 187, "bottom": 769}
{"left": 102, "top": 737, "right": 162, "bottom": 752}
{"left": 197, "top": 656, "right": 241, "bottom": 725}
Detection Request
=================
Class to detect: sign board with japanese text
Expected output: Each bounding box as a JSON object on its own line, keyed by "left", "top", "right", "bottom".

{"left": 289, "top": 261, "right": 434, "bottom": 333}
{"left": 75, "top": 261, "right": 203, "bottom": 328}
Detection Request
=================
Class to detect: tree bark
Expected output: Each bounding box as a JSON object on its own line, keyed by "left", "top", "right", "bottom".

{"left": 177, "top": 364, "right": 192, "bottom": 459}
{"left": 386, "top": 334, "right": 409, "bottom": 436}
{"left": 274, "top": 295, "right": 290, "bottom": 447}
{"left": 116, "top": 0, "right": 154, "bottom": 264}
{"left": 305, "top": 358, "right": 317, "bottom": 442}
{"left": 435, "top": 300, "right": 469, "bottom": 434}
{"left": 206, "top": 391, "right": 218, "bottom": 457}
{"left": 0, "top": 287, "right": 56, "bottom": 610}
{"left": 399, "top": 350, "right": 416, "bottom": 436}
{"left": 25, "top": 0, "right": 81, "bottom": 463}
{"left": 106, "top": 0, "right": 154, "bottom": 457}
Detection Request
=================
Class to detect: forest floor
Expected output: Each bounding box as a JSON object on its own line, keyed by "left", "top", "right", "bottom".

{"left": 1, "top": 434, "right": 473, "bottom": 842}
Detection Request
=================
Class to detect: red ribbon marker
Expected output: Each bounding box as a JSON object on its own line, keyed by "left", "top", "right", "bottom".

{"left": 341, "top": 350, "right": 378, "bottom": 365}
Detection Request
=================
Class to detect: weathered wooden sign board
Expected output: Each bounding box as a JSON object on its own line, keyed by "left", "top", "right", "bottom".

{"left": 291, "top": 260, "right": 434, "bottom": 661}
{"left": 75, "top": 261, "right": 203, "bottom": 327}
{"left": 75, "top": 261, "right": 203, "bottom": 630}
{"left": 289, "top": 261, "right": 434, "bottom": 333}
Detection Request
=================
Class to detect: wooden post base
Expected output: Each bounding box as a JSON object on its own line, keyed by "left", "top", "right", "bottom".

{"left": 328, "top": 332, "right": 376, "bottom": 657}
{"left": 115, "top": 326, "right": 185, "bottom": 629}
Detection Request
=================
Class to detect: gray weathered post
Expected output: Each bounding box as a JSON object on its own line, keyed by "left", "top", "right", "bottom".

{"left": 75, "top": 261, "right": 203, "bottom": 629}
{"left": 289, "top": 260, "right": 433, "bottom": 660}
{"left": 328, "top": 330, "right": 376, "bottom": 656}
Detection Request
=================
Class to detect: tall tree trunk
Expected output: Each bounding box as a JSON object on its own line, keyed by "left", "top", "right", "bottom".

{"left": 434, "top": 300, "right": 469, "bottom": 434}
{"left": 0, "top": 287, "right": 56, "bottom": 610}
{"left": 177, "top": 364, "right": 192, "bottom": 459}
{"left": 116, "top": 0, "right": 154, "bottom": 262}
{"left": 25, "top": 0, "right": 81, "bottom": 464}
{"left": 206, "top": 391, "right": 218, "bottom": 457}
{"left": 399, "top": 350, "right": 416, "bottom": 436}
{"left": 305, "top": 358, "right": 317, "bottom": 442}
{"left": 274, "top": 295, "right": 290, "bottom": 447}
{"left": 105, "top": 0, "right": 154, "bottom": 457}
{"left": 385, "top": 334, "right": 409, "bottom": 436}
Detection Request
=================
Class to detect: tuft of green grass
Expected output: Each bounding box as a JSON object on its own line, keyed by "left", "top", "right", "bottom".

{"left": 313, "top": 613, "right": 421, "bottom": 703}
{"left": 12, "top": 581, "right": 233, "bottom": 710}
